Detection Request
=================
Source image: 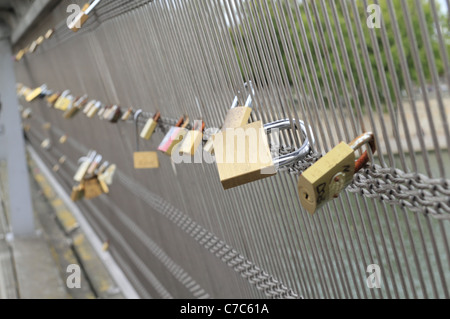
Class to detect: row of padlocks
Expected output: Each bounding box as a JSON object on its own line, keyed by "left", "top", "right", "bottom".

{"left": 18, "top": 81, "right": 377, "bottom": 214}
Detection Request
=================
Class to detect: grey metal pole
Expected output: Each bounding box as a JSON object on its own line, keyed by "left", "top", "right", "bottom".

{"left": 0, "top": 24, "right": 35, "bottom": 237}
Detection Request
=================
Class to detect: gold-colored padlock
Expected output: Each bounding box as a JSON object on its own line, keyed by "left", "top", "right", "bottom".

{"left": 64, "top": 95, "right": 87, "bottom": 119}
{"left": 74, "top": 151, "right": 96, "bottom": 182}
{"left": 213, "top": 119, "right": 311, "bottom": 190}
{"left": 54, "top": 90, "right": 70, "bottom": 109}
{"left": 71, "top": 184, "right": 85, "bottom": 202}
{"left": 59, "top": 135, "right": 68, "bottom": 144}
{"left": 179, "top": 120, "right": 205, "bottom": 155}
{"left": 25, "top": 85, "right": 47, "bottom": 102}
{"left": 15, "top": 49, "right": 25, "bottom": 61}
{"left": 36, "top": 36, "right": 44, "bottom": 46}
{"left": 121, "top": 108, "right": 133, "bottom": 121}
{"left": 86, "top": 101, "right": 102, "bottom": 118}
{"left": 98, "top": 164, "right": 117, "bottom": 186}
{"left": 46, "top": 93, "right": 60, "bottom": 105}
{"left": 298, "top": 133, "right": 376, "bottom": 214}
{"left": 45, "top": 29, "right": 54, "bottom": 39}
{"left": 133, "top": 110, "right": 160, "bottom": 169}
{"left": 84, "top": 178, "right": 103, "bottom": 200}
{"left": 204, "top": 96, "right": 253, "bottom": 154}
{"left": 140, "top": 112, "right": 160, "bottom": 140}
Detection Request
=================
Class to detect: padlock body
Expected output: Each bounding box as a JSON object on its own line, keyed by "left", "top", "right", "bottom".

{"left": 158, "top": 127, "right": 188, "bottom": 155}
{"left": 298, "top": 142, "right": 355, "bottom": 214}
{"left": 213, "top": 121, "right": 276, "bottom": 190}
{"left": 47, "top": 93, "right": 59, "bottom": 105}
{"left": 140, "top": 118, "right": 158, "bottom": 140}
{"left": 205, "top": 106, "right": 252, "bottom": 154}
{"left": 84, "top": 178, "right": 103, "bottom": 200}
{"left": 74, "top": 160, "right": 92, "bottom": 182}
{"left": 133, "top": 152, "right": 159, "bottom": 169}
{"left": 26, "top": 88, "right": 42, "bottom": 102}
{"left": 179, "top": 131, "right": 203, "bottom": 155}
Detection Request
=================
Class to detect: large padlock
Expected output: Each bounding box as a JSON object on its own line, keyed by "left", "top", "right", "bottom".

{"left": 140, "top": 112, "right": 160, "bottom": 140}
{"left": 213, "top": 119, "right": 312, "bottom": 190}
{"left": 204, "top": 95, "right": 253, "bottom": 154}
{"left": 298, "top": 133, "right": 376, "bottom": 214}
{"left": 179, "top": 120, "right": 205, "bottom": 155}
{"left": 158, "top": 117, "right": 189, "bottom": 156}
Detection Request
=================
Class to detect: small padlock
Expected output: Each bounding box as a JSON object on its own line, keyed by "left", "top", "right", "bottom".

{"left": 36, "top": 36, "right": 44, "bottom": 46}
{"left": 46, "top": 92, "right": 60, "bottom": 105}
{"left": 204, "top": 95, "right": 253, "bottom": 154}
{"left": 59, "top": 95, "right": 74, "bottom": 111}
{"left": 28, "top": 41, "right": 38, "bottom": 53}
{"left": 83, "top": 100, "right": 97, "bottom": 114}
{"left": 68, "top": 1, "right": 100, "bottom": 32}
{"left": 54, "top": 90, "right": 70, "bottom": 109}
{"left": 25, "top": 84, "right": 47, "bottom": 102}
{"left": 86, "top": 155, "right": 103, "bottom": 177}
{"left": 133, "top": 110, "right": 160, "bottom": 169}
{"left": 179, "top": 120, "right": 205, "bottom": 156}
{"left": 15, "top": 49, "right": 25, "bottom": 61}
{"left": 121, "top": 108, "right": 133, "bottom": 121}
{"left": 74, "top": 151, "right": 96, "bottom": 182}
{"left": 45, "top": 29, "right": 54, "bottom": 39}
{"left": 98, "top": 164, "right": 117, "bottom": 186}
{"left": 158, "top": 117, "right": 190, "bottom": 156}
{"left": 98, "top": 105, "right": 107, "bottom": 118}
{"left": 86, "top": 101, "right": 102, "bottom": 118}
{"left": 298, "top": 132, "right": 376, "bottom": 214}
{"left": 213, "top": 119, "right": 311, "bottom": 190}
{"left": 140, "top": 112, "right": 161, "bottom": 140}
{"left": 107, "top": 105, "right": 122, "bottom": 123}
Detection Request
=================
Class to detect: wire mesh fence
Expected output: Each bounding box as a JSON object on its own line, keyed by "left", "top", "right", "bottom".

{"left": 14, "top": 0, "right": 450, "bottom": 298}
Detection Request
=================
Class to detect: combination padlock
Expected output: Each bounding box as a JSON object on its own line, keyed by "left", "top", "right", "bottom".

{"left": 158, "top": 117, "right": 190, "bottom": 156}
{"left": 140, "top": 112, "right": 161, "bottom": 140}
{"left": 204, "top": 95, "right": 253, "bottom": 154}
{"left": 298, "top": 132, "right": 376, "bottom": 214}
{"left": 69, "top": 0, "right": 101, "bottom": 32}
{"left": 179, "top": 120, "right": 205, "bottom": 156}
{"left": 213, "top": 119, "right": 312, "bottom": 190}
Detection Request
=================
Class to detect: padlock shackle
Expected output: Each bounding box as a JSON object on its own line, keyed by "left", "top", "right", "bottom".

{"left": 264, "top": 119, "right": 313, "bottom": 168}
{"left": 349, "top": 132, "right": 376, "bottom": 172}
{"left": 134, "top": 109, "right": 144, "bottom": 151}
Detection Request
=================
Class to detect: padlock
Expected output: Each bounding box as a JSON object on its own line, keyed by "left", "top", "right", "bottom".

{"left": 74, "top": 151, "right": 96, "bottom": 182}
{"left": 59, "top": 156, "right": 67, "bottom": 164}
{"left": 179, "top": 120, "right": 205, "bottom": 156}
{"left": 84, "top": 178, "right": 103, "bottom": 200}
{"left": 98, "top": 164, "right": 117, "bottom": 186}
{"left": 98, "top": 105, "right": 107, "bottom": 118}
{"left": 158, "top": 117, "right": 190, "bottom": 156}
{"left": 15, "top": 49, "right": 25, "bottom": 61}
{"left": 36, "top": 36, "right": 44, "bottom": 46}
{"left": 133, "top": 110, "right": 160, "bottom": 169}
{"left": 214, "top": 119, "right": 312, "bottom": 190}
{"left": 298, "top": 132, "right": 376, "bottom": 214}
{"left": 204, "top": 96, "right": 253, "bottom": 154}
{"left": 46, "top": 92, "right": 60, "bottom": 105}
{"left": 83, "top": 100, "right": 97, "bottom": 114}
{"left": 41, "top": 139, "right": 51, "bottom": 150}
{"left": 45, "top": 29, "right": 54, "bottom": 39}
{"left": 22, "top": 108, "right": 32, "bottom": 119}
{"left": 86, "top": 101, "right": 102, "bottom": 118}
{"left": 64, "top": 95, "right": 88, "bottom": 119}
{"left": 86, "top": 155, "right": 103, "bottom": 177}
{"left": 25, "top": 84, "right": 47, "bottom": 102}
{"left": 59, "top": 135, "right": 68, "bottom": 144}
{"left": 59, "top": 95, "right": 74, "bottom": 111}
{"left": 29, "top": 41, "right": 38, "bottom": 53}
{"left": 54, "top": 90, "right": 70, "bottom": 109}
{"left": 121, "top": 108, "right": 133, "bottom": 121}
{"left": 106, "top": 105, "right": 123, "bottom": 123}
{"left": 140, "top": 112, "right": 160, "bottom": 140}
{"left": 69, "top": 0, "right": 100, "bottom": 32}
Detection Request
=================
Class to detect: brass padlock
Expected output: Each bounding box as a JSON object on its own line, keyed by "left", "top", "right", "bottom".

{"left": 179, "top": 120, "right": 205, "bottom": 155}
{"left": 15, "top": 49, "right": 25, "bottom": 62}
{"left": 46, "top": 92, "right": 60, "bottom": 105}
{"left": 45, "top": 29, "right": 54, "bottom": 39}
{"left": 133, "top": 110, "right": 160, "bottom": 169}
{"left": 204, "top": 95, "right": 253, "bottom": 154}
{"left": 98, "top": 164, "right": 117, "bottom": 186}
{"left": 36, "top": 36, "right": 44, "bottom": 46}
{"left": 54, "top": 90, "right": 70, "bottom": 109}
{"left": 63, "top": 95, "right": 87, "bottom": 119}
{"left": 140, "top": 112, "right": 160, "bottom": 140}
{"left": 84, "top": 178, "right": 103, "bottom": 200}
{"left": 71, "top": 184, "right": 85, "bottom": 202}
{"left": 83, "top": 100, "right": 97, "bottom": 114}
{"left": 298, "top": 133, "right": 376, "bottom": 214}
{"left": 158, "top": 117, "right": 189, "bottom": 156}
{"left": 213, "top": 119, "right": 312, "bottom": 190}
{"left": 25, "top": 84, "right": 47, "bottom": 102}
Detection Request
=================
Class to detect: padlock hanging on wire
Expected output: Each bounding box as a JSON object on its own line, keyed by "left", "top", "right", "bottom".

{"left": 158, "top": 116, "right": 190, "bottom": 156}
{"left": 213, "top": 119, "right": 313, "bottom": 190}
{"left": 133, "top": 110, "right": 159, "bottom": 169}
{"left": 179, "top": 120, "right": 206, "bottom": 156}
{"left": 204, "top": 95, "right": 253, "bottom": 154}
{"left": 298, "top": 133, "right": 376, "bottom": 214}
